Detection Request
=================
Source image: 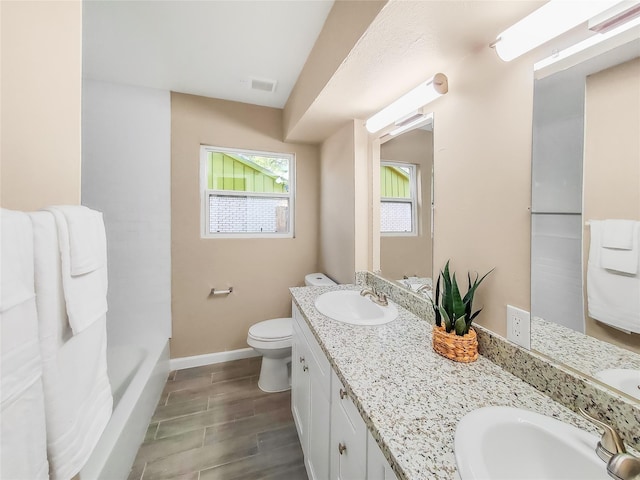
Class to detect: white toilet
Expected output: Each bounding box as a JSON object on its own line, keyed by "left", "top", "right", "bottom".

{"left": 247, "top": 272, "right": 336, "bottom": 393}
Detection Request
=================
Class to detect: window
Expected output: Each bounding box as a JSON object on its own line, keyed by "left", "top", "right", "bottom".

{"left": 200, "top": 146, "right": 295, "bottom": 238}
{"left": 380, "top": 162, "right": 417, "bottom": 235}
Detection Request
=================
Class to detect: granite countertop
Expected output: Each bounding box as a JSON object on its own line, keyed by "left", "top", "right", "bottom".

{"left": 290, "top": 285, "right": 601, "bottom": 480}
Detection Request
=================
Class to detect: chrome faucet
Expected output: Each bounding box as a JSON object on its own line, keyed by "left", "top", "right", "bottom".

{"left": 360, "top": 287, "right": 388, "bottom": 306}
{"left": 579, "top": 408, "right": 640, "bottom": 480}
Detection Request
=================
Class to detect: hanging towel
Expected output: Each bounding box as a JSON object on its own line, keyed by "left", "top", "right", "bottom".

{"left": 44, "top": 206, "right": 108, "bottom": 335}
{"left": 0, "top": 209, "right": 50, "bottom": 480}
{"left": 587, "top": 220, "right": 640, "bottom": 334}
{"left": 600, "top": 220, "right": 639, "bottom": 275}
{"left": 602, "top": 219, "right": 636, "bottom": 250}
{"left": 30, "top": 211, "right": 113, "bottom": 480}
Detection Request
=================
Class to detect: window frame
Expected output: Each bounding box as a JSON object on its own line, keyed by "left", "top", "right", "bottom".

{"left": 380, "top": 161, "right": 418, "bottom": 237}
{"left": 200, "top": 145, "right": 295, "bottom": 239}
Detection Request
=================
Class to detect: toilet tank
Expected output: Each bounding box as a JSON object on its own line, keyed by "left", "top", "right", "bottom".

{"left": 304, "top": 273, "right": 336, "bottom": 286}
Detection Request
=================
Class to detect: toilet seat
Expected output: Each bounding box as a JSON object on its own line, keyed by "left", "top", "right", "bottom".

{"left": 248, "top": 318, "right": 292, "bottom": 342}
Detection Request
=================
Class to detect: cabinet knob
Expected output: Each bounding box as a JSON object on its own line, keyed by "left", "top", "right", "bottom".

{"left": 338, "top": 443, "right": 347, "bottom": 455}
{"left": 303, "top": 365, "right": 309, "bottom": 372}
{"left": 299, "top": 356, "right": 305, "bottom": 363}
{"left": 339, "top": 388, "right": 348, "bottom": 400}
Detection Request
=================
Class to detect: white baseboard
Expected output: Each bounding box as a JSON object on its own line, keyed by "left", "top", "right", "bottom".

{"left": 169, "top": 347, "right": 260, "bottom": 371}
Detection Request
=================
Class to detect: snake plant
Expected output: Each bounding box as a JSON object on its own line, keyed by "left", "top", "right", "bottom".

{"left": 431, "top": 261, "right": 493, "bottom": 336}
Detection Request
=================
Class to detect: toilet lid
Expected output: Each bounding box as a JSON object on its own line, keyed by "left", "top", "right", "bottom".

{"left": 249, "top": 317, "right": 292, "bottom": 341}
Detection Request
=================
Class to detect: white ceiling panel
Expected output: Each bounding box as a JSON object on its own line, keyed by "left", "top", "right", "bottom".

{"left": 83, "top": 0, "right": 334, "bottom": 108}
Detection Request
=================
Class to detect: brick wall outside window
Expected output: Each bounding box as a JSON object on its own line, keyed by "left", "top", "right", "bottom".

{"left": 209, "top": 195, "right": 289, "bottom": 233}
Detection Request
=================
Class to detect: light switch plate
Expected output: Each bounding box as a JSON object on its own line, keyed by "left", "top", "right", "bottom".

{"left": 507, "top": 305, "right": 531, "bottom": 349}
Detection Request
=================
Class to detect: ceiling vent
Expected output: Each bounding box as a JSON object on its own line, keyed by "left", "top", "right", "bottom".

{"left": 248, "top": 77, "right": 277, "bottom": 93}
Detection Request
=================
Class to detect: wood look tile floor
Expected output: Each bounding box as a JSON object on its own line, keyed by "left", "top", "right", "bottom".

{"left": 128, "top": 357, "right": 308, "bottom": 480}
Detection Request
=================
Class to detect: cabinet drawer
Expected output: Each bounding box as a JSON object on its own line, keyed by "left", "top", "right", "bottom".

{"left": 292, "top": 303, "right": 331, "bottom": 397}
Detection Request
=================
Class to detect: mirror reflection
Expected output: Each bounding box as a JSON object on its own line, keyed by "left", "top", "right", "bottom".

{"left": 378, "top": 116, "right": 434, "bottom": 298}
{"left": 530, "top": 38, "right": 640, "bottom": 401}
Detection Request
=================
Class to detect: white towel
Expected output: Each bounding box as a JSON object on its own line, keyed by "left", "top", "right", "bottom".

{"left": 600, "top": 221, "right": 639, "bottom": 275}
{"left": 0, "top": 209, "right": 50, "bottom": 480}
{"left": 587, "top": 220, "right": 640, "bottom": 334}
{"left": 44, "top": 206, "right": 108, "bottom": 335}
{"left": 30, "top": 211, "right": 113, "bottom": 480}
{"left": 0, "top": 209, "right": 36, "bottom": 311}
{"left": 602, "top": 219, "right": 635, "bottom": 250}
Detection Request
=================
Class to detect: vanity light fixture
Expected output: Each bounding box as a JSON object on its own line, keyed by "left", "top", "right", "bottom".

{"left": 491, "top": 0, "right": 625, "bottom": 62}
{"left": 365, "top": 73, "right": 447, "bottom": 134}
{"left": 534, "top": 14, "right": 640, "bottom": 72}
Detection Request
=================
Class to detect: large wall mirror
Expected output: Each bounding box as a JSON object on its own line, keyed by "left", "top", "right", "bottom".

{"left": 377, "top": 115, "right": 434, "bottom": 297}
{"left": 530, "top": 37, "right": 640, "bottom": 402}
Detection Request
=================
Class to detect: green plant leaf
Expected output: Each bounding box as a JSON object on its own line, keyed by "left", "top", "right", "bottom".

{"left": 439, "top": 306, "right": 452, "bottom": 332}
{"left": 433, "top": 274, "right": 441, "bottom": 327}
{"left": 442, "top": 261, "right": 453, "bottom": 320}
{"left": 451, "top": 273, "right": 466, "bottom": 320}
{"left": 454, "top": 316, "right": 468, "bottom": 336}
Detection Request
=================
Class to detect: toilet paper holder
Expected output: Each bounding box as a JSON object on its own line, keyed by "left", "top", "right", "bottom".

{"left": 210, "top": 287, "right": 233, "bottom": 296}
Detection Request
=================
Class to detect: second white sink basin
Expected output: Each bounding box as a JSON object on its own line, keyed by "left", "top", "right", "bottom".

{"left": 455, "top": 406, "right": 608, "bottom": 480}
{"left": 314, "top": 290, "right": 398, "bottom": 326}
{"left": 595, "top": 369, "right": 640, "bottom": 400}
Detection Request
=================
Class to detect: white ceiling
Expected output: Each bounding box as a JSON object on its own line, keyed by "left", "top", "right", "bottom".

{"left": 82, "top": 0, "right": 334, "bottom": 108}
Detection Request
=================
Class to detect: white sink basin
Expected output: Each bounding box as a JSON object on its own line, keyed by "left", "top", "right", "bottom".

{"left": 455, "top": 406, "right": 608, "bottom": 480}
{"left": 314, "top": 290, "right": 398, "bottom": 326}
{"left": 595, "top": 369, "right": 640, "bottom": 400}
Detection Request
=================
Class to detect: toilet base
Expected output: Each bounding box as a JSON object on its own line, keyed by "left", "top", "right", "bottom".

{"left": 257, "top": 355, "right": 291, "bottom": 393}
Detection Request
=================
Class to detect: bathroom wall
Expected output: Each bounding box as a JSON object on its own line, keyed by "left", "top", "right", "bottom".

{"left": 82, "top": 80, "right": 172, "bottom": 350}
{"left": 319, "top": 120, "right": 372, "bottom": 284}
{"left": 171, "top": 93, "right": 320, "bottom": 358}
{"left": 583, "top": 58, "right": 640, "bottom": 353}
{"left": 1, "top": 0, "right": 82, "bottom": 210}
{"left": 430, "top": 47, "right": 534, "bottom": 336}
{"left": 380, "top": 129, "right": 433, "bottom": 280}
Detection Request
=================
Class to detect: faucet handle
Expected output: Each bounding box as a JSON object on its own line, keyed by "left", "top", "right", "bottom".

{"left": 578, "top": 408, "right": 627, "bottom": 462}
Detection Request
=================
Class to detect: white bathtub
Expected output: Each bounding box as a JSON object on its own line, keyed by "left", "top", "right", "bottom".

{"left": 80, "top": 338, "right": 169, "bottom": 479}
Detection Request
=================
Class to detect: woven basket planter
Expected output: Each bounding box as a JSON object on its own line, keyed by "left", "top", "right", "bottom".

{"left": 432, "top": 325, "right": 478, "bottom": 363}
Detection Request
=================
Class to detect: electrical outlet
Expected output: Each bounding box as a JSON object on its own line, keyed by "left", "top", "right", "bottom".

{"left": 507, "top": 305, "right": 531, "bottom": 349}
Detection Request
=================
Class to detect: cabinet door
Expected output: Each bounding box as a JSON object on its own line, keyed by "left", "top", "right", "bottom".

{"left": 291, "top": 316, "right": 310, "bottom": 454}
{"left": 330, "top": 371, "right": 366, "bottom": 480}
{"left": 306, "top": 361, "right": 331, "bottom": 480}
{"left": 367, "top": 431, "right": 397, "bottom": 480}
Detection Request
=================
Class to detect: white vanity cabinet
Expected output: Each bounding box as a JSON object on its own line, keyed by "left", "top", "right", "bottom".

{"left": 291, "top": 302, "right": 399, "bottom": 480}
{"left": 292, "top": 303, "right": 332, "bottom": 480}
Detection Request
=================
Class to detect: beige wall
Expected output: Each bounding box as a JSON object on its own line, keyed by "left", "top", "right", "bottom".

{"left": 380, "top": 129, "right": 433, "bottom": 280}
{"left": 319, "top": 121, "right": 358, "bottom": 284}
{"left": 171, "top": 93, "right": 320, "bottom": 358}
{"left": 583, "top": 58, "right": 640, "bottom": 354}
{"left": 431, "top": 47, "right": 534, "bottom": 336}
{"left": 1, "top": 1, "right": 82, "bottom": 210}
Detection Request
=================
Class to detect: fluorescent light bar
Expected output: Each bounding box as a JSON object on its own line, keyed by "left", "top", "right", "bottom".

{"left": 365, "top": 74, "right": 447, "bottom": 133}
{"left": 389, "top": 113, "right": 434, "bottom": 136}
{"left": 494, "top": 0, "right": 624, "bottom": 62}
{"left": 534, "top": 14, "right": 640, "bottom": 71}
